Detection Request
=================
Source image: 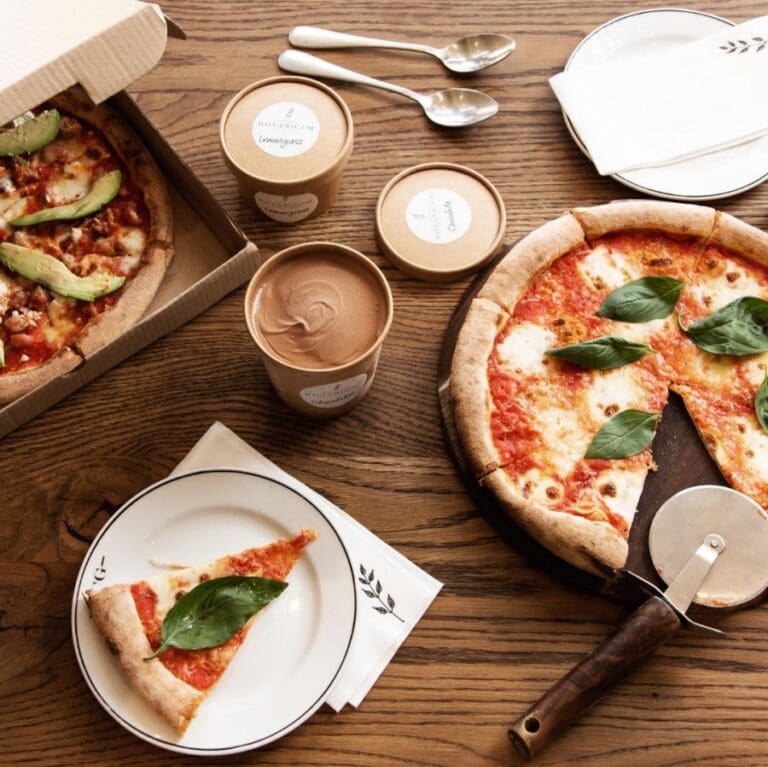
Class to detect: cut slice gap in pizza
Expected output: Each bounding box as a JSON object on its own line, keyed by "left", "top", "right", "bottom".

{"left": 455, "top": 203, "right": 768, "bottom": 578}
{"left": 86, "top": 529, "right": 317, "bottom": 735}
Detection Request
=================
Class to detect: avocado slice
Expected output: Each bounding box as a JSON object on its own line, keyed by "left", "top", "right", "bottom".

{"left": 0, "top": 110, "right": 60, "bottom": 157}
{"left": 12, "top": 170, "right": 122, "bottom": 227}
{"left": 0, "top": 242, "right": 125, "bottom": 301}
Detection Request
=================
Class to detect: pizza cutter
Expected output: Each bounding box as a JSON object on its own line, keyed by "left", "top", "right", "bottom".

{"left": 508, "top": 485, "right": 768, "bottom": 760}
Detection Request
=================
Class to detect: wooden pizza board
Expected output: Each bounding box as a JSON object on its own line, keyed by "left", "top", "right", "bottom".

{"left": 437, "top": 248, "right": 727, "bottom": 609}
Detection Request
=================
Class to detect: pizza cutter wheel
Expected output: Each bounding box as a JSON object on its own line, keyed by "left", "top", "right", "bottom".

{"left": 509, "top": 485, "right": 768, "bottom": 760}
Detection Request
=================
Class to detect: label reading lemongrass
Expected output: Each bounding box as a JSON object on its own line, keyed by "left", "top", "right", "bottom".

{"left": 300, "top": 374, "right": 368, "bottom": 409}
{"left": 255, "top": 191, "right": 318, "bottom": 222}
{"left": 405, "top": 188, "right": 472, "bottom": 245}
{"left": 251, "top": 102, "right": 319, "bottom": 158}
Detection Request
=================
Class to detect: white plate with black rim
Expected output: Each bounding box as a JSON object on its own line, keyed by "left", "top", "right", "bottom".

{"left": 71, "top": 468, "right": 357, "bottom": 756}
{"left": 564, "top": 8, "right": 768, "bottom": 200}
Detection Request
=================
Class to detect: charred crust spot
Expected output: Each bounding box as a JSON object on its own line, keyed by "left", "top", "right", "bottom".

{"left": 175, "top": 590, "right": 186, "bottom": 602}
{"left": 702, "top": 296, "right": 713, "bottom": 307}
{"left": 106, "top": 637, "right": 120, "bottom": 656}
{"left": 704, "top": 433, "right": 717, "bottom": 448}
{"left": 649, "top": 257, "right": 673, "bottom": 267}
{"left": 738, "top": 422, "right": 747, "bottom": 433}
{"left": 604, "top": 404, "right": 619, "bottom": 416}
{"left": 562, "top": 329, "right": 573, "bottom": 338}
{"left": 553, "top": 318, "right": 565, "bottom": 326}
{"left": 726, "top": 272, "right": 739, "bottom": 283}
{"left": 600, "top": 482, "right": 617, "bottom": 497}
{"left": 522, "top": 481, "right": 532, "bottom": 498}
{"left": 545, "top": 486, "right": 560, "bottom": 499}
{"left": 199, "top": 573, "right": 210, "bottom": 583}
{"left": 593, "top": 277, "right": 606, "bottom": 290}
{"left": 746, "top": 449, "right": 755, "bottom": 458}
{"left": 706, "top": 259, "right": 717, "bottom": 269}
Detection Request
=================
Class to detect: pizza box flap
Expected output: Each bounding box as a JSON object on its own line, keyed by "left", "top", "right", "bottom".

{"left": 0, "top": 0, "right": 172, "bottom": 126}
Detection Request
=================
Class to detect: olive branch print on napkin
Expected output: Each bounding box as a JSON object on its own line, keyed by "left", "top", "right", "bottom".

{"left": 358, "top": 565, "right": 404, "bottom": 622}
{"left": 720, "top": 37, "right": 767, "bottom": 54}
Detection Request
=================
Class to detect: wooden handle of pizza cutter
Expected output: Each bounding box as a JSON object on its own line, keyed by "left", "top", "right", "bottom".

{"left": 509, "top": 596, "right": 681, "bottom": 760}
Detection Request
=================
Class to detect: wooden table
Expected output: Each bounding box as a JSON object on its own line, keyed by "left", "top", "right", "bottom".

{"left": 4, "top": 1, "right": 768, "bottom": 765}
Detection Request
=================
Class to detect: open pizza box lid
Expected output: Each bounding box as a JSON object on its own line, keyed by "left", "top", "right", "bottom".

{"left": 0, "top": 0, "right": 184, "bottom": 126}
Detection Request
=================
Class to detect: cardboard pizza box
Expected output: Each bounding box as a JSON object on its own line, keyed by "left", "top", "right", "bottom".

{"left": 0, "top": 0, "right": 260, "bottom": 439}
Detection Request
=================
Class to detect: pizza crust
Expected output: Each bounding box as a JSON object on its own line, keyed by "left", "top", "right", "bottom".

{"left": 479, "top": 213, "right": 586, "bottom": 310}
{"left": 0, "top": 347, "right": 81, "bottom": 404}
{"left": 87, "top": 584, "right": 203, "bottom": 735}
{"left": 707, "top": 211, "right": 768, "bottom": 269}
{"left": 572, "top": 199, "right": 717, "bottom": 241}
{"left": 483, "top": 467, "right": 627, "bottom": 576}
{"left": 451, "top": 297, "right": 510, "bottom": 477}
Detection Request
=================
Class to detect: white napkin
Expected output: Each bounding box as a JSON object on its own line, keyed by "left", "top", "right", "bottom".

{"left": 171, "top": 422, "right": 442, "bottom": 710}
{"left": 550, "top": 16, "right": 768, "bottom": 175}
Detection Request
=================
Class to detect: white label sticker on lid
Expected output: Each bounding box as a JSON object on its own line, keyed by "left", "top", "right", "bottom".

{"left": 300, "top": 374, "right": 368, "bottom": 409}
{"left": 251, "top": 102, "right": 320, "bottom": 158}
{"left": 255, "top": 191, "right": 318, "bottom": 222}
{"left": 405, "top": 187, "right": 472, "bottom": 245}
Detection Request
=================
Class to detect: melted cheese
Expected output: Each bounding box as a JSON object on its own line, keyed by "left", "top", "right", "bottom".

{"left": 46, "top": 162, "right": 91, "bottom": 204}
{"left": 610, "top": 318, "right": 666, "bottom": 345}
{"left": 583, "top": 368, "right": 647, "bottom": 424}
{"left": 577, "top": 244, "right": 639, "bottom": 291}
{"left": 0, "top": 194, "right": 27, "bottom": 221}
{"left": 532, "top": 405, "right": 590, "bottom": 477}
{"left": 593, "top": 467, "right": 646, "bottom": 527}
{"left": 118, "top": 227, "right": 146, "bottom": 256}
{"left": 497, "top": 322, "right": 554, "bottom": 376}
{"left": 689, "top": 268, "right": 766, "bottom": 313}
{"left": 516, "top": 467, "right": 563, "bottom": 506}
{"left": 741, "top": 422, "right": 768, "bottom": 478}
{"left": 742, "top": 355, "right": 768, "bottom": 388}
{"left": 0, "top": 272, "right": 12, "bottom": 314}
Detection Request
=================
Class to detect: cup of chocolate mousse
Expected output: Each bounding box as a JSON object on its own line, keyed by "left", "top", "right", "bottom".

{"left": 245, "top": 242, "right": 393, "bottom": 417}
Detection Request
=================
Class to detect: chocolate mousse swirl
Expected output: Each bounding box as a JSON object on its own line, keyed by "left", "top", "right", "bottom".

{"left": 254, "top": 252, "right": 386, "bottom": 369}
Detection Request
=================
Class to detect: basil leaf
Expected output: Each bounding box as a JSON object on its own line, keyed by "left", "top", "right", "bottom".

{"left": 596, "top": 276, "right": 684, "bottom": 322}
{"left": 545, "top": 336, "right": 653, "bottom": 370}
{"left": 756, "top": 374, "right": 768, "bottom": 435}
{"left": 585, "top": 409, "right": 660, "bottom": 459}
{"left": 681, "top": 296, "right": 768, "bottom": 356}
{"left": 144, "top": 575, "right": 288, "bottom": 660}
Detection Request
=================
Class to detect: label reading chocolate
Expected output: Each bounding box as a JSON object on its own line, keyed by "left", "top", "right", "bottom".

{"left": 300, "top": 374, "right": 368, "bottom": 409}
{"left": 255, "top": 191, "right": 318, "bottom": 222}
{"left": 251, "top": 102, "right": 320, "bottom": 158}
{"left": 405, "top": 188, "right": 472, "bottom": 245}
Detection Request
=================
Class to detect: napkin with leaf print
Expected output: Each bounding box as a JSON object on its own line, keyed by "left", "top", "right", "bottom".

{"left": 550, "top": 15, "right": 768, "bottom": 175}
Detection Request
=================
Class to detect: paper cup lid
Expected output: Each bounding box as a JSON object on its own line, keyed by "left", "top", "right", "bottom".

{"left": 375, "top": 163, "right": 506, "bottom": 281}
{"left": 221, "top": 76, "right": 353, "bottom": 185}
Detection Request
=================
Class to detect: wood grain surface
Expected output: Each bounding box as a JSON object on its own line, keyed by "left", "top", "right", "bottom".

{"left": 3, "top": 2, "right": 768, "bottom": 765}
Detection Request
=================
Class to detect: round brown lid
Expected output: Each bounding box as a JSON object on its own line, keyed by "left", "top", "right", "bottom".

{"left": 375, "top": 163, "right": 506, "bottom": 281}
{"left": 221, "top": 76, "right": 352, "bottom": 184}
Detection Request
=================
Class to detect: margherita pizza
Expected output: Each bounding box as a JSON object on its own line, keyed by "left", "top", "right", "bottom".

{"left": 87, "top": 529, "right": 317, "bottom": 734}
{"left": 452, "top": 201, "right": 768, "bottom": 576}
{"left": 0, "top": 87, "right": 173, "bottom": 403}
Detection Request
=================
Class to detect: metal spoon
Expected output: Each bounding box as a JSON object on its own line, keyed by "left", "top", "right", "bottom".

{"left": 289, "top": 26, "right": 516, "bottom": 73}
{"left": 277, "top": 50, "right": 498, "bottom": 128}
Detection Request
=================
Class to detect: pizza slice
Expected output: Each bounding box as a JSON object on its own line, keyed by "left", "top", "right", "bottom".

{"left": 86, "top": 529, "right": 317, "bottom": 735}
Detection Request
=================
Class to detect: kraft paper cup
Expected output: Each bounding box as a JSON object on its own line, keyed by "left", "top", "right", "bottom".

{"left": 244, "top": 242, "right": 393, "bottom": 417}
{"left": 220, "top": 76, "right": 353, "bottom": 224}
{"left": 376, "top": 162, "right": 506, "bottom": 281}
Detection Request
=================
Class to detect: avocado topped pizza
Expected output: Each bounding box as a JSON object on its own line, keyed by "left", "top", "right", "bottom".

{"left": 0, "top": 87, "right": 173, "bottom": 403}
